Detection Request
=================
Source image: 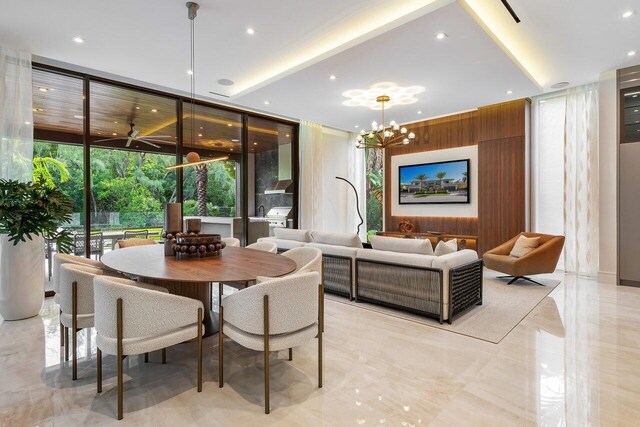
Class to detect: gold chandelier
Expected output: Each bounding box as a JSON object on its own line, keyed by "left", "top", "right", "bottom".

{"left": 355, "top": 95, "right": 416, "bottom": 149}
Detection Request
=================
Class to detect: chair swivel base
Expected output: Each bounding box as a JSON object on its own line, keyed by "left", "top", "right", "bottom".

{"left": 497, "top": 275, "right": 545, "bottom": 286}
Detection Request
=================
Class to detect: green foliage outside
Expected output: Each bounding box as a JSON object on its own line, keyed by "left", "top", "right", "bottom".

{"left": 33, "top": 141, "right": 237, "bottom": 230}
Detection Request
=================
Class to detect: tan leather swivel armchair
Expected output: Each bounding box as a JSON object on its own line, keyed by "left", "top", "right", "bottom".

{"left": 483, "top": 232, "right": 565, "bottom": 285}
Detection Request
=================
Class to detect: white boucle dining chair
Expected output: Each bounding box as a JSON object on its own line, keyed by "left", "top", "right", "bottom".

{"left": 218, "top": 271, "right": 323, "bottom": 414}
{"left": 245, "top": 241, "right": 278, "bottom": 253}
{"left": 93, "top": 275, "right": 204, "bottom": 420}
{"left": 53, "top": 253, "right": 108, "bottom": 347}
{"left": 222, "top": 237, "right": 240, "bottom": 247}
{"left": 59, "top": 263, "right": 123, "bottom": 380}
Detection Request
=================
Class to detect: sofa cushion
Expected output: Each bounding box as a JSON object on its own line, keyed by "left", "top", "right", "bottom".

{"left": 273, "top": 228, "right": 312, "bottom": 243}
{"left": 434, "top": 239, "right": 457, "bottom": 256}
{"left": 356, "top": 248, "right": 435, "bottom": 268}
{"left": 311, "top": 231, "right": 363, "bottom": 248}
{"left": 509, "top": 235, "right": 540, "bottom": 258}
{"left": 370, "top": 235, "right": 434, "bottom": 255}
{"left": 306, "top": 242, "right": 359, "bottom": 259}
{"left": 257, "top": 237, "right": 306, "bottom": 250}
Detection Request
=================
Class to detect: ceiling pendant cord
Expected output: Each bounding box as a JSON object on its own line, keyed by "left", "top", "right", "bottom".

{"left": 187, "top": 2, "right": 199, "bottom": 149}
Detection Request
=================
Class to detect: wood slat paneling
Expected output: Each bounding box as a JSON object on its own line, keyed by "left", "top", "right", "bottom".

{"left": 385, "top": 99, "right": 528, "bottom": 255}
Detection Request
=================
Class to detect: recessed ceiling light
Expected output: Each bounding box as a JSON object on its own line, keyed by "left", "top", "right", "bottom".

{"left": 230, "top": 148, "right": 234, "bottom": 151}
{"left": 246, "top": 28, "right": 255, "bottom": 35}
{"left": 506, "top": 90, "right": 513, "bottom": 94}
{"left": 227, "top": 123, "right": 233, "bottom": 127}
{"left": 286, "top": 134, "right": 290, "bottom": 137}
{"left": 551, "top": 81, "right": 570, "bottom": 89}
{"left": 198, "top": 133, "right": 203, "bottom": 137}
{"left": 635, "top": 109, "right": 639, "bottom": 112}
{"left": 24, "top": 121, "right": 31, "bottom": 125}
{"left": 135, "top": 106, "right": 140, "bottom": 110}
{"left": 218, "top": 79, "right": 234, "bottom": 86}
{"left": 72, "top": 36, "right": 84, "bottom": 44}
{"left": 151, "top": 109, "right": 158, "bottom": 112}
{"left": 253, "top": 142, "right": 258, "bottom": 145}
{"left": 264, "top": 100, "right": 271, "bottom": 105}
{"left": 622, "top": 10, "right": 635, "bottom": 18}
{"left": 329, "top": 74, "right": 337, "bottom": 80}
{"left": 634, "top": 95, "right": 638, "bottom": 98}
{"left": 355, "top": 125, "right": 359, "bottom": 128}
{"left": 628, "top": 50, "right": 637, "bottom": 57}
{"left": 112, "top": 132, "right": 117, "bottom": 136}
{"left": 435, "top": 32, "right": 447, "bottom": 40}
{"left": 114, "top": 121, "right": 118, "bottom": 124}
{"left": 187, "top": 70, "right": 193, "bottom": 75}
{"left": 231, "top": 139, "right": 239, "bottom": 142}
{"left": 38, "top": 87, "right": 49, "bottom": 92}
{"left": 73, "top": 115, "right": 83, "bottom": 119}
{"left": 417, "top": 110, "right": 422, "bottom": 114}
{"left": 540, "top": 100, "right": 547, "bottom": 103}
{"left": 97, "top": 132, "right": 102, "bottom": 135}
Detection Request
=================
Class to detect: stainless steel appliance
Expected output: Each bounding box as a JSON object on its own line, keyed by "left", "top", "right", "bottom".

{"left": 265, "top": 206, "right": 293, "bottom": 236}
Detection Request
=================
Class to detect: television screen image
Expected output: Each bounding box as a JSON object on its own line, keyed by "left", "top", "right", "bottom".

{"left": 399, "top": 159, "right": 470, "bottom": 204}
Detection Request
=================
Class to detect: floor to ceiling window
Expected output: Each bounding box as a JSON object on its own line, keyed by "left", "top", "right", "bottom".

{"left": 31, "top": 64, "right": 299, "bottom": 292}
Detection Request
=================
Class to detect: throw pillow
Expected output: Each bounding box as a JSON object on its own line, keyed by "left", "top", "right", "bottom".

{"left": 509, "top": 235, "right": 540, "bottom": 258}
{"left": 434, "top": 239, "right": 457, "bottom": 256}
{"left": 370, "top": 235, "right": 434, "bottom": 255}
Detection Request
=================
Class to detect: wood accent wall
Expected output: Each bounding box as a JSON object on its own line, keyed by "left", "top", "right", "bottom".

{"left": 384, "top": 100, "right": 528, "bottom": 255}
{"left": 477, "top": 101, "right": 527, "bottom": 254}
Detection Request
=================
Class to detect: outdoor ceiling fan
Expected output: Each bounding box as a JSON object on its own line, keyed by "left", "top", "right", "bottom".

{"left": 93, "top": 122, "right": 172, "bottom": 148}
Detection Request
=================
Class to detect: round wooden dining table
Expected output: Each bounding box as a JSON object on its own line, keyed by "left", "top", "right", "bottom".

{"left": 101, "top": 244, "right": 296, "bottom": 336}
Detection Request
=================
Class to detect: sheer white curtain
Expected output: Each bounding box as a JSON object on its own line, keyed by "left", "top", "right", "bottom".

{"left": 299, "top": 121, "right": 325, "bottom": 230}
{"left": 564, "top": 84, "right": 599, "bottom": 277}
{"left": 0, "top": 47, "right": 33, "bottom": 182}
{"left": 299, "top": 122, "right": 366, "bottom": 237}
{"left": 532, "top": 84, "right": 599, "bottom": 277}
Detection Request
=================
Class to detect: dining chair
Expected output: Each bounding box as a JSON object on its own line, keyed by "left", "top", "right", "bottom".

{"left": 114, "top": 238, "right": 157, "bottom": 250}
{"left": 123, "top": 230, "right": 149, "bottom": 239}
{"left": 246, "top": 241, "right": 278, "bottom": 253}
{"left": 53, "top": 253, "right": 108, "bottom": 348}
{"left": 94, "top": 276, "right": 204, "bottom": 420}
{"left": 218, "top": 271, "right": 323, "bottom": 414}
{"left": 222, "top": 237, "right": 240, "bottom": 247}
{"left": 73, "top": 232, "right": 104, "bottom": 260}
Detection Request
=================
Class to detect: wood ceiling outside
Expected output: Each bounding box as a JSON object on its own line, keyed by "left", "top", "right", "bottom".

{"left": 32, "top": 69, "right": 293, "bottom": 154}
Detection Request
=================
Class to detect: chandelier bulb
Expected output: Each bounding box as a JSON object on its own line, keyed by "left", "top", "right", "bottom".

{"left": 400, "top": 127, "right": 407, "bottom": 134}
{"left": 408, "top": 132, "right": 416, "bottom": 139}
{"left": 390, "top": 120, "right": 396, "bottom": 127}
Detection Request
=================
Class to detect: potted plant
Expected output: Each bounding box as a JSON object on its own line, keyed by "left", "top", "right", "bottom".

{"left": 0, "top": 179, "right": 73, "bottom": 320}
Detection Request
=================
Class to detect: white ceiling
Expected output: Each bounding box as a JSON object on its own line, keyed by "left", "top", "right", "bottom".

{"left": 234, "top": 2, "right": 539, "bottom": 129}
{"left": 1, "top": 0, "right": 639, "bottom": 130}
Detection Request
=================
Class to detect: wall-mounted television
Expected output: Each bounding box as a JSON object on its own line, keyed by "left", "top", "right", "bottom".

{"left": 399, "top": 159, "right": 470, "bottom": 204}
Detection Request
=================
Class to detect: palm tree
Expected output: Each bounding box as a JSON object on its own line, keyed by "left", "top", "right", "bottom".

{"left": 415, "top": 173, "right": 428, "bottom": 192}
{"left": 462, "top": 171, "right": 468, "bottom": 182}
{"left": 195, "top": 164, "right": 208, "bottom": 216}
{"left": 436, "top": 171, "right": 447, "bottom": 190}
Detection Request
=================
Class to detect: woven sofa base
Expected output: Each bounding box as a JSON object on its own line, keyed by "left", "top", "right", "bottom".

{"left": 355, "top": 259, "right": 444, "bottom": 323}
{"left": 355, "top": 258, "right": 484, "bottom": 324}
{"left": 322, "top": 254, "right": 352, "bottom": 299}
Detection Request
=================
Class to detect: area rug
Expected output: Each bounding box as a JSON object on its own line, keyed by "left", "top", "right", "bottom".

{"left": 327, "top": 270, "right": 561, "bottom": 344}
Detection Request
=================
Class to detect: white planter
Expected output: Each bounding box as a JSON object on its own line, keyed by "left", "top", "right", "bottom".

{"left": 0, "top": 234, "right": 45, "bottom": 320}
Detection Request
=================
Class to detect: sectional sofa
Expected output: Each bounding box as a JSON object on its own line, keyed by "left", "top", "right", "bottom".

{"left": 258, "top": 229, "right": 483, "bottom": 324}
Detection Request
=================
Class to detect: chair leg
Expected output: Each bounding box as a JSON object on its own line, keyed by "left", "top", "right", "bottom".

{"left": 72, "top": 281, "right": 78, "bottom": 381}
{"left": 197, "top": 307, "right": 202, "bottom": 393}
{"left": 117, "top": 298, "right": 124, "bottom": 421}
{"left": 161, "top": 348, "right": 166, "bottom": 365}
{"left": 264, "top": 295, "right": 270, "bottom": 414}
{"left": 508, "top": 276, "right": 522, "bottom": 285}
{"left": 320, "top": 260, "right": 325, "bottom": 333}
{"left": 97, "top": 348, "right": 102, "bottom": 393}
{"left": 318, "top": 283, "right": 323, "bottom": 388}
{"left": 523, "top": 276, "right": 545, "bottom": 286}
{"left": 64, "top": 327, "right": 69, "bottom": 361}
{"left": 60, "top": 309, "right": 64, "bottom": 347}
{"left": 288, "top": 348, "right": 293, "bottom": 361}
{"left": 218, "top": 305, "right": 224, "bottom": 388}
